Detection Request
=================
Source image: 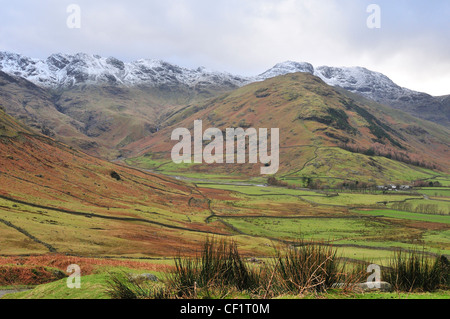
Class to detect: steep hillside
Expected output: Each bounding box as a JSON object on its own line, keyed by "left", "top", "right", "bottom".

{"left": 125, "top": 72, "right": 450, "bottom": 186}
{"left": 0, "top": 71, "right": 85, "bottom": 140}
{"left": 0, "top": 108, "right": 232, "bottom": 256}
{"left": 0, "top": 71, "right": 225, "bottom": 159}
{"left": 51, "top": 84, "right": 216, "bottom": 159}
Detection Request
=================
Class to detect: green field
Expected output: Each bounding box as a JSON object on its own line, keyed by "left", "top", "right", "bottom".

{"left": 387, "top": 199, "right": 450, "bottom": 215}
{"left": 2, "top": 274, "right": 112, "bottom": 299}
{"left": 197, "top": 183, "right": 319, "bottom": 196}
{"left": 416, "top": 188, "right": 450, "bottom": 197}
{"left": 354, "top": 209, "right": 450, "bottom": 224}
{"left": 222, "top": 217, "right": 385, "bottom": 240}
{"left": 302, "top": 193, "right": 422, "bottom": 206}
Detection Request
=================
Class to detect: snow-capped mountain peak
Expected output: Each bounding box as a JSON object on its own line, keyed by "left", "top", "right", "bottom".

{"left": 257, "top": 61, "right": 314, "bottom": 80}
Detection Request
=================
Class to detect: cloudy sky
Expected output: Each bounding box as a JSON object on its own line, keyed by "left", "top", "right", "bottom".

{"left": 1, "top": 0, "right": 449, "bottom": 95}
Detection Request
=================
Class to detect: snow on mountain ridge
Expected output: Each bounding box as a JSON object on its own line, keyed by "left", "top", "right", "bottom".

{"left": 313, "top": 65, "right": 414, "bottom": 98}
{"left": 0, "top": 51, "right": 444, "bottom": 107}
{"left": 246, "top": 60, "right": 449, "bottom": 125}
{"left": 0, "top": 51, "right": 249, "bottom": 89}
{"left": 0, "top": 51, "right": 422, "bottom": 97}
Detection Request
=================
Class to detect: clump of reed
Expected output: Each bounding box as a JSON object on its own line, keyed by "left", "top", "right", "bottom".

{"left": 384, "top": 250, "right": 449, "bottom": 292}
{"left": 167, "top": 237, "right": 261, "bottom": 297}
{"left": 260, "top": 242, "right": 347, "bottom": 297}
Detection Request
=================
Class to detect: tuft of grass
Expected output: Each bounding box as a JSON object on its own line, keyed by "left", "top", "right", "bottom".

{"left": 261, "top": 241, "right": 363, "bottom": 297}
{"left": 105, "top": 238, "right": 261, "bottom": 299}
{"left": 106, "top": 272, "right": 171, "bottom": 299}
{"left": 384, "top": 250, "right": 449, "bottom": 292}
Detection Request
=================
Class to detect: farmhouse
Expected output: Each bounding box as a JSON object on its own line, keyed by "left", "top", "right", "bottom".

{"left": 377, "top": 185, "right": 412, "bottom": 191}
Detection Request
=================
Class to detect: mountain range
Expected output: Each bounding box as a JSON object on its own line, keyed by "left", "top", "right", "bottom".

{"left": 0, "top": 51, "right": 448, "bottom": 186}
{"left": 1, "top": 52, "right": 448, "bottom": 126}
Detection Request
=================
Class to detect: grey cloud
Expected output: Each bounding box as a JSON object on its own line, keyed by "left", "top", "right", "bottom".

{"left": 0, "top": 0, "right": 448, "bottom": 95}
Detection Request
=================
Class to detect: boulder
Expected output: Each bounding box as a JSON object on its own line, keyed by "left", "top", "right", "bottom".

{"left": 332, "top": 281, "right": 392, "bottom": 292}
{"left": 130, "top": 273, "right": 159, "bottom": 282}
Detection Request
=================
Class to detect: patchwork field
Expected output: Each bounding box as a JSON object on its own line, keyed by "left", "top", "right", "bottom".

{"left": 198, "top": 182, "right": 450, "bottom": 262}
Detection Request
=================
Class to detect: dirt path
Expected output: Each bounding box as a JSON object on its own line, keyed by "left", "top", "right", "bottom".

{"left": 282, "top": 145, "right": 320, "bottom": 178}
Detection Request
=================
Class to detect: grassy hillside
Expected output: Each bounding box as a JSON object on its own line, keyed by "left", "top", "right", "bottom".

{"left": 53, "top": 85, "right": 223, "bottom": 159}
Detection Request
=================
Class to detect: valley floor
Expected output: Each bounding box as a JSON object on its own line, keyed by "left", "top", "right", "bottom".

{"left": 0, "top": 172, "right": 449, "bottom": 299}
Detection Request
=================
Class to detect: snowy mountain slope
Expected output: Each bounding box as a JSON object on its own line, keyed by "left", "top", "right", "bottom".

{"left": 255, "top": 61, "right": 314, "bottom": 80}
{"left": 257, "top": 62, "right": 449, "bottom": 125}
{"left": 314, "top": 66, "right": 449, "bottom": 125}
{"left": 0, "top": 52, "right": 249, "bottom": 89}
{"left": 313, "top": 66, "right": 440, "bottom": 108}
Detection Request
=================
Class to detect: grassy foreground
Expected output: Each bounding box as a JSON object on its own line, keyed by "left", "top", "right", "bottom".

{"left": 3, "top": 277, "right": 449, "bottom": 300}
{"left": 2, "top": 239, "right": 449, "bottom": 300}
